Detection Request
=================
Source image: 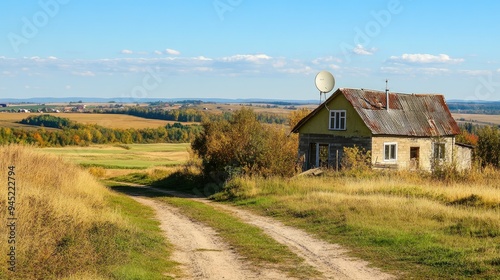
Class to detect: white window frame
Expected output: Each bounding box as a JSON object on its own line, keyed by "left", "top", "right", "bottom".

{"left": 329, "top": 110, "right": 346, "bottom": 130}
{"left": 384, "top": 142, "right": 398, "bottom": 161}
{"left": 434, "top": 143, "right": 446, "bottom": 160}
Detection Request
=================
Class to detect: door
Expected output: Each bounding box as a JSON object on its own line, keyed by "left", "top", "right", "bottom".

{"left": 410, "top": 147, "right": 420, "bottom": 169}
{"left": 309, "top": 143, "right": 330, "bottom": 168}
{"left": 308, "top": 143, "right": 317, "bottom": 169}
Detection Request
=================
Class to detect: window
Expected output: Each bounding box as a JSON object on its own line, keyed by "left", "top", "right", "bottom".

{"left": 384, "top": 143, "right": 397, "bottom": 161}
{"left": 434, "top": 143, "right": 445, "bottom": 159}
{"left": 329, "top": 110, "right": 346, "bottom": 130}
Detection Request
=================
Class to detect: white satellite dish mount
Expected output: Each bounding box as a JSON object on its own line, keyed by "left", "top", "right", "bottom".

{"left": 315, "top": 70, "right": 335, "bottom": 104}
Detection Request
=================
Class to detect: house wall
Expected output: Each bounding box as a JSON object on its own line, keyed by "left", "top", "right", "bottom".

{"left": 298, "top": 94, "right": 372, "bottom": 137}
{"left": 454, "top": 144, "right": 472, "bottom": 171}
{"left": 298, "top": 133, "right": 371, "bottom": 170}
{"left": 371, "top": 136, "right": 455, "bottom": 171}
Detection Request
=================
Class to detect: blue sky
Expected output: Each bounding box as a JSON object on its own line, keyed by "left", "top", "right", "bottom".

{"left": 1, "top": 0, "right": 499, "bottom": 101}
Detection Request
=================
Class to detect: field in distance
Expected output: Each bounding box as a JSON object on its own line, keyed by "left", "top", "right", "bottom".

{"left": 0, "top": 112, "right": 196, "bottom": 129}
{"left": 453, "top": 113, "right": 500, "bottom": 126}
{"left": 42, "top": 143, "right": 190, "bottom": 170}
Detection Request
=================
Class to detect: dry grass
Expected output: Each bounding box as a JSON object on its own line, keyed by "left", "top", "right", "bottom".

{"left": 0, "top": 112, "right": 195, "bottom": 129}
{"left": 0, "top": 145, "right": 124, "bottom": 279}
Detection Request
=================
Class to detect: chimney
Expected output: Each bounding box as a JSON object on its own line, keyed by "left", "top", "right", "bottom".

{"left": 385, "top": 79, "right": 389, "bottom": 110}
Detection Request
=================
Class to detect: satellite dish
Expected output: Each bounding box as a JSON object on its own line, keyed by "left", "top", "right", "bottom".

{"left": 315, "top": 70, "right": 335, "bottom": 93}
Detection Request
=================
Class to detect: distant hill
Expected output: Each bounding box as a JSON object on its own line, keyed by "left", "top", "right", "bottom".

{"left": 447, "top": 100, "right": 500, "bottom": 114}
{"left": 0, "top": 97, "right": 318, "bottom": 105}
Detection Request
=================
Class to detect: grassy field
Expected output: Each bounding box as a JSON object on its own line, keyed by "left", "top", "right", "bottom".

{"left": 41, "top": 143, "right": 190, "bottom": 170}
{"left": 453, "top": 113, "right": 500, "bottom": 125}
{"left": 0, "top": 145, "right": 177, "bottom": 279}
{"left": 209, "top": 172, "right": 500, "bottom": 279}
{"left": 0, "top": 112, "right": 195, "bottom": 129}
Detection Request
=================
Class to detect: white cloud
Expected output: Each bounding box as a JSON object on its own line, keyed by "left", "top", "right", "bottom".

{"left": 272, "top": 60, "right": 286, "bottom": 68}
{"left": 121, "top": 49, "right": 134, "bottom": 55}
{"left": 221, "top": 54, "right": 272, "bottom": 63}
{"left": 388, "top": 53, "right": 464, "bottom": 64}
{"left": 193, "top": 56, "right": 213, "bottom": 61}
{"left": 278, "top": 66, "right": 313, "bottom": 74}
{"left": 154, "top": 50, "right": 163, "bottom": 55}
{"left": 312, "top": 56, "right": 342, "bottom": 65}
{"left": 329, "top": 64, "right": 340, "bottom": 70}
{"left": 381, "top": 66, "right": 450, "bottom": 75}
{"left": 352, "top": 44, "right": 376, "bottom": 55}
{"left": 193, "top": 67, "right": 213, "bottom": 72}
{"left": 166, "top": 48, "right": 181, "bottom": 55}
{"left": 0, "top": 54, "right": 325, "bottom": 79}
{"left": 420, "top": 67, "right": 451, "bottom": 75}
{"left": 72, "top": 71, "right": 95, "bottom": 77}
{"left": 65, "top": 85, "right": 72, "bottom": 90}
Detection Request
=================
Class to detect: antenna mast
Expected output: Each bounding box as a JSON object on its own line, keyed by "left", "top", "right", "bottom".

{"left": 385, "top": 79, "right": 389, "bottom": 110}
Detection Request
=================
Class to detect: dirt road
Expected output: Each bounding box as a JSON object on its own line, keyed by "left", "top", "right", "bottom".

{"left": 127, "top": 185, "right": 396, "bottom": 279}
{"left": 130, "top": 196, "right": 287, "bottom": 280}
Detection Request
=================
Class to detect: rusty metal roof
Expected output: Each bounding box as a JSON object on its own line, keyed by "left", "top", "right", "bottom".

{"left": 291, "top": 88, "right": 460, "bottom": 137}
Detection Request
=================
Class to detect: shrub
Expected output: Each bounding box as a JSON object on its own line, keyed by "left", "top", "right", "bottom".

{"left": 88, "top": 166, "right": 106, "bottom": 178}
{"left": 476, "top": 126, "right": 500, "bottom": 168}
{"left": 341, "top": 145, "right": 371, "bottom": 172}
{"left": 191, "top": 108, "right": 298, "bottom": 180}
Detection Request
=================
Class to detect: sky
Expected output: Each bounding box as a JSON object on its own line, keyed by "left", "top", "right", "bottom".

{"left": 1, "top": 0, "right": 500, "bottom": 102}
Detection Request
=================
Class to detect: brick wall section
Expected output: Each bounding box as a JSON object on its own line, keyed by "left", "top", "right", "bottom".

{"left": 371, "top": 136, "right": 455, "bottom": 171}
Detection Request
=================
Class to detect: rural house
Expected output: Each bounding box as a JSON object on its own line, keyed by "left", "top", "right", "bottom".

{"left": 291, "top": 88, "right": 472, "bottom": 171}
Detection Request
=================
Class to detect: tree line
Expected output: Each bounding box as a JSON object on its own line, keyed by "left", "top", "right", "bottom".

{"left": 1, "top": 115, "right": 202, "bottom": 147}
{"left": 103, "top": 106, "right": 288, "bottom": 125}
{"left": 456, "top": 123, "right": 500, "bottom": 168}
